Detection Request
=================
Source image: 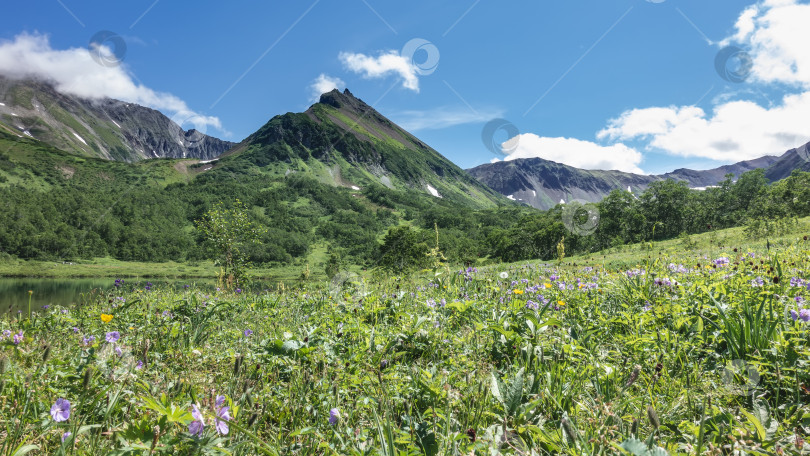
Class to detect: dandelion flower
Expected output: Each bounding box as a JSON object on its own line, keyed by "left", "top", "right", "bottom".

{"left": 100, "top": 314, "right": 113, "bottom": 323}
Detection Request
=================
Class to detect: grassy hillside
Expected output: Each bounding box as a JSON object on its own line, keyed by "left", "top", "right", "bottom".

{"left": 2, "top": 222, "right": 809, "bottom": 454}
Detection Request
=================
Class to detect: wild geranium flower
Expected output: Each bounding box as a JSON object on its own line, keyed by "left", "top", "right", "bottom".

{"left": 215, "top": 406, "right": 231, "bottom": 435}
{"left": 526, "top": 300, "right": 539, "bottom": 310}
{"left": 791, "top": 310, "right": 799, "bottom": 321}
{"left": 50, "top": 398, "right": 71, "bottom": 422}
{"left": 800, "top": 309, "right": 810, "bottom": 323}
{"left": 62, "top": 431, "right": 72, "bottom": 442}
{"left": 243, "top": 329, "right": 253, "bottom": 337}
{"left": 329, "top": 408, "right": 340, "bottom": 425}
{"left": 136, "top": 360, "right": 144, "bottom": 370}
{"left": 13, "top": 330, "right": 23, "bottom": 345}
{"left": 189, "top": 404, "right": 205, "bottom": 437}
{"left": 100, "top": 314, "right": 113, "bottom": 323}
{"left": 1, "top": 329, "right": 10, "bottom": 340}
{"left": 115, "top": 346, "right": 122, "bottom": 357}
{"left": 105, "top": 331, "right": 120, "bottom": 343}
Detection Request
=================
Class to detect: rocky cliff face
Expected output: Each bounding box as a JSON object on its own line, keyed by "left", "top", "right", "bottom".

{"left": 0, "top": 76, "right": 234, "bottom": 161}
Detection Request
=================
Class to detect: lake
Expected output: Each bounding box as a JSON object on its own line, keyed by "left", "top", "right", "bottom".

{"left": 0, "top": 278, "right": 215, "bottom": 314}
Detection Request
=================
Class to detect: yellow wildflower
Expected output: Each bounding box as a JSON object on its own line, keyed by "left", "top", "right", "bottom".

{"left": 101, "top": 314, "right": 113, "bottom": 323}
{"left": 557, "top": 301, "right": 566, "bottom": 307}
{"left": 544, "top": 283, "right": 552, "bottom": 289}
{"left": 513, "top": 289, "right": 524, "bottom": 295}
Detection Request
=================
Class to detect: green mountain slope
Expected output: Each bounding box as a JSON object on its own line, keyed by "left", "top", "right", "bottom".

{"left": 222, "top": 89, "right": 506, "bottom": 209}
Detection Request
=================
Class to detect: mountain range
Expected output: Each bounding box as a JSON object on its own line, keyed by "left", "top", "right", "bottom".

{"left": 0, "top": 76, "right": 233, "bottom": 162}
{"left": 1, "top": 75, "right": 809, "bottom": 211}
{"left": 466, "top": 149, "right": 810, "bottom": 210}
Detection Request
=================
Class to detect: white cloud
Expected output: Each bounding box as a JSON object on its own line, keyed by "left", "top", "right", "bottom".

{"left": 0, "top": 33, "right": 223, "bottom": 131}
{"left": 726, "top": 0, "right": 810, "bottom": 87}
{"left": 499, "top": 134, "right": 644, "bottom": 174}
{"left": 309, "top": 74, "right": 345, "bottom": 102}
{"left": 594, "top": 0, "right": 810, "bottom": 162}
{"left": 339, "top": 51, "right": 420, "bottom": 91}
{"left": 392, "top": 107, "right": 505, "bottom": 131}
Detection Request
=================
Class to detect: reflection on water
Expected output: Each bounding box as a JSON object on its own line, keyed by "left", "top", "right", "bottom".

{"left": 0, "top": 278, "right": 212, "bottom": 314}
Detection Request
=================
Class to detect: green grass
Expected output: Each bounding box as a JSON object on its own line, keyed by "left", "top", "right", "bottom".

{"left": 2, "top": 233, "right": 810, "bottom": 454}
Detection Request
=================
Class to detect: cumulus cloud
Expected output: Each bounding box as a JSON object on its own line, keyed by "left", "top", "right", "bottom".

{"left": 721, "top": 0, "right": 810, "bottom": 87}
{"left": 499, "top": 134, "right": 644, "bottom": 174}
{"left": 0, "top": 32, "right": 223, "bottom": 131}
{"left": 595, "top": 0, "right": 810, "bottom": 162}
{"left": 393, "top": 107, "right": 505, "bottom": 131}
{"left": 309, "top": 74, "right": 345, "bottom": 102}
{"left": 339, "top": 51, "right": 420, "bottom": 92}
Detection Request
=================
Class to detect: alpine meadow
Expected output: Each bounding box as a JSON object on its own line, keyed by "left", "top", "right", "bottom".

{"left": 2, "top": 1, "right": 810, "bottom": 455}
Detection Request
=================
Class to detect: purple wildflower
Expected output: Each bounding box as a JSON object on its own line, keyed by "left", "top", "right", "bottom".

{"left": 329, "top": 408, "right": 340, "bottom": 425}
{"left": 136, "top": 360, "right": 143, "bottom": 370}
{"left": 215, "top": 406, "right": 230, "bottom": 435}
{"left": 243, "top": 329, "right": 253, "bottom": 337}
{"left": 50, "top": 398, "right": 71, "bottom": 422}
{"left": 526, "top": 300, "right": 539, "bottom": 310}
{"left": 800, "top": 309, "right": 810, "bottom": 322}
{"left": 115, "top": 346, "right": 122, "bottom": 357}
{"left": 791, "top": 310, "right": 799, "bottom": 321}
{"left": 189, "top": 404, "right": 205, "bottom": 437}
{"left": 105, "top": 331, "right": 120, "bottom": 344}
{"left": 82, "top": 335, "right": 95, "bottom": 346}
{"left": 13, "top": 330, "right": 23, "bottom": 345}
{"left": 62, "top": 431, "right": 72, "bottom": 442}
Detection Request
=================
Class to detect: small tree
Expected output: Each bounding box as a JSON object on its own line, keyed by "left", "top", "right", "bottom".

{"left": 196, "top": 200, "right": 264, "bottom": 290}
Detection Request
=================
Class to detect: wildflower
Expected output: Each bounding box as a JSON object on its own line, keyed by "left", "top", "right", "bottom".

{"left": 73, "top": 327, "right": 79, "bottom": 333}
{"left": 800, "top": 309, "right": 810, "bottom": 323}
{"left": 513, "top": 289, "right": 524, "bottom": 295}
{"left": 235, "top": 288, "right": 242, "bottom": 294}
{"left": 499, "top": 272, "right": 508, "bottom": 279}
{"left": 751, "top": 277, "right": 764, "bottom": 287}
{"left": 82, "top": 335, "right": 96, "bottom": 346}
{"left": 557, "top": 300, "right": 566, "bottom": 307}
{"left": 526, "top": 300, "right": 539, "bottom": 310}
{"left": 62, "top": 431, "right": 72, "bottom": 442}
{"left": 189, "top": 404, "right": 205, "bottom": 436}
{"left": 136, "top": 360, "right": 143, "bottom": 370}
{"left": 50, "top": 398, "right": 71, "bottom": 422}
{"left": 243, "top": 329, "right": 253, "bottom": 337}
{"left": 13, "top": 330, "right": 23, "bottom": 345}
{"left": 105, "top": 331, "right": 120, "bottom": 343}
{"left": 43, "top": 305, "right": 50, "bottom": 310}
{"left": 215, "top": 405, "right": 231, "bottom": 435}
{"left": 216, "top": 395, "right": 226, "bottom": 407}
{"left": 1, "top": 329, "right": 10, "bottom": 340}
{"left": 791, "top": 310, "right": 799, "bottom": 321}
{"left": 329, "top": 408, "right": 340, "bottom": 425}
{"left": 544, "top": 283, "right": 552, "bottom": 288}
{"left": 100, "top": 314, "right": 113, "bottom": 323}
{"left": 115, "top": 346, "right": 122, "bottom": 357}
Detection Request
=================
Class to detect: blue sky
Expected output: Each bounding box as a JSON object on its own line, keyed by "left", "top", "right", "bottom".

{"left": 2, "top": 0, "right": 809, "bottom": 174}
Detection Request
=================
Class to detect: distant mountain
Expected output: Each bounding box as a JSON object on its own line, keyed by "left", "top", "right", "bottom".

{"left": 466, "top": 146, "right": 809, "bottom": 210}
{"left": 0, "top": 76, "right": 234, "bottom": 161}
{"left": 221, "top": 89, "right": 506, "bottom": 208}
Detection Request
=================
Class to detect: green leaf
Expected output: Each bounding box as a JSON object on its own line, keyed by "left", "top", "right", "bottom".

{"left": 11, "top": 445, "right": 39, "bottom": 456}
